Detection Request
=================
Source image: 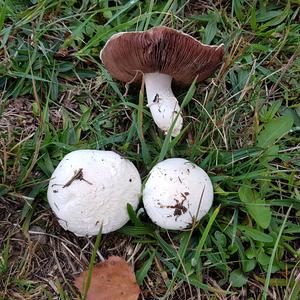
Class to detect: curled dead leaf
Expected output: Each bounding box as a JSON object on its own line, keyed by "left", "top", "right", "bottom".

{"left": 74, "top": 256, "right": 140, "bottom": 300}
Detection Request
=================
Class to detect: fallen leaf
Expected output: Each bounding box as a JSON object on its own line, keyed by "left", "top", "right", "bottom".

{"left": 74, "top": 256, "right": 140, "bottom": 300}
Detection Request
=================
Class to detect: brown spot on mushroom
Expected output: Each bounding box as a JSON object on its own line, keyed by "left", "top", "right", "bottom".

{"left": 173, "top": 206, "right": 187, "bottom": 218}
{"left": 51, "top": 183, "right": 60, "bottom": 187}
{"left": 159, "top": 197, "right": 188, "bottom": 220}
{"left": 63, "top": 168, "right": 92, "bottom": 188}
{"left": 53, "top": 190, "right": 58, "bottom": 193}
{"left": 153, "top": 93, "right": 160, "bottom": 103}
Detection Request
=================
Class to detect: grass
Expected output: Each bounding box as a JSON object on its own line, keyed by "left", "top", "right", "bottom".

{"left": 0, "top": 0, "right": 299, "bottom": 299}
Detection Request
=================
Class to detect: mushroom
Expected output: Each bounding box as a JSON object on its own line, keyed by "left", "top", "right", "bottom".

{"left": 142, "top": 158, "right": 213, "bottom": 230}
{"left": 100, "top": 26, "right": 224, "bottom": 137}
{"left": 47, "top": 150, "right": 141, "bottom": 236}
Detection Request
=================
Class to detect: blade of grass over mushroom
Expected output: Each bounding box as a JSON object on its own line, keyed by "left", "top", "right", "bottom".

{"left": 158, "top": 78, "right": 197, "bottom": 162}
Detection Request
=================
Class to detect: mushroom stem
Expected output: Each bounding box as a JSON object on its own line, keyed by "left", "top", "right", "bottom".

{"left": 144, "top": 73, "right": 183, "bottom": 137}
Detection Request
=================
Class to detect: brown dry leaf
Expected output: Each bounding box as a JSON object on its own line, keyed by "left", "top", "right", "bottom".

{"left": 74, "top": 256, "right": 140, "bottom": 300}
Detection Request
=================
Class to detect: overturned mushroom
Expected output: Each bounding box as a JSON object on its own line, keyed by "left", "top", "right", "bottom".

{"left": 100, "top": 26, "right": 224, "bottom": 136}
{"left": 47, "top": 150, "right": 141, "bottom": 236}
{"left": 143, "top": 158, "right": 213, "bottom": 230}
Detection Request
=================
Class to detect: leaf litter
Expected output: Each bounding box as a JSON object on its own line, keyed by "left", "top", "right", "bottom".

{"left": 74, "top": 256, "right": 140, "bottom": 300}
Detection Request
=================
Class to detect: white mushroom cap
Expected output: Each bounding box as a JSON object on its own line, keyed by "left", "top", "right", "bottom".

{"left": 143, "top": 158, "right": 213, "bottom": 230}
{"left": 47, "top": 150, "right": 141, "bottom": 236}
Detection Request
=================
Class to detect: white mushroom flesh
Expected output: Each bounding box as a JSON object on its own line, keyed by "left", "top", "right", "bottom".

{"left": 143, "top": 158, "right": 213, "bottom": 230}
{"left": 47, "top": 150, "right": 141, "bottom": 236}
{"left": 144, "top": 73, "right": 183, "bottom": 137}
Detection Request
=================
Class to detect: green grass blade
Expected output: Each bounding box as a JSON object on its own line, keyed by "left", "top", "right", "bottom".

{"left": 193, "top": 205, "right": 221, "bottom": 269}
{"left": 262, "top": 205, "right": 293, "bottom": 300}
{"left": 136, "top": 250, "right": 155, "bottom": 284}
{"left": 158, "top": 78, "right": 197, "bottom": 162}
{"left": 81, "top": 228, "right": 102, "bottom": 300}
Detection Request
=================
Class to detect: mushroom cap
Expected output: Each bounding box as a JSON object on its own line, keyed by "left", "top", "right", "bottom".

{"left": 47, "top": 150, "right": 141, "bottom": 236}
{"left": 143, "top": 158, "right": 213, "bottom": 230}
{"left": 100, "top": 26, "right": 224, "bottom": 85}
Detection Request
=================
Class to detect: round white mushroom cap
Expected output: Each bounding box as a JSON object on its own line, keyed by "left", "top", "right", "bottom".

{"left": 143, "top": 158, "right": 213, "bottom": 230}
{"left": 47, "top": 150, "right": 141, "bottom": 236}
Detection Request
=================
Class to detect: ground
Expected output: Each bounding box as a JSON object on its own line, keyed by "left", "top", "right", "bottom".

{"left": 0, "top": 0, "right": 300, "bottom": 299}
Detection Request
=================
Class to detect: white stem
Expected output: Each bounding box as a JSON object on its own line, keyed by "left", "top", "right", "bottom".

{"left": 144, "top": 73, "right": 183, "bottom": 137}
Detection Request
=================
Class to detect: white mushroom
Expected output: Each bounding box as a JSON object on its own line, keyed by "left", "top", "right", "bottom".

{"left": 47, "top": 150, "right": 141, "bottom": 236}
{"left": 143, "top": 158, "right": 213, "bottom": 230}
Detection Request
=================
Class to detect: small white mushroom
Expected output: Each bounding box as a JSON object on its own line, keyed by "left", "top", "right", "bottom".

{"left": 47, "top": 150, "right": 141, "bottom": 236}
{"left": 143, "top": 158, "right": 213, "bottom": 230}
